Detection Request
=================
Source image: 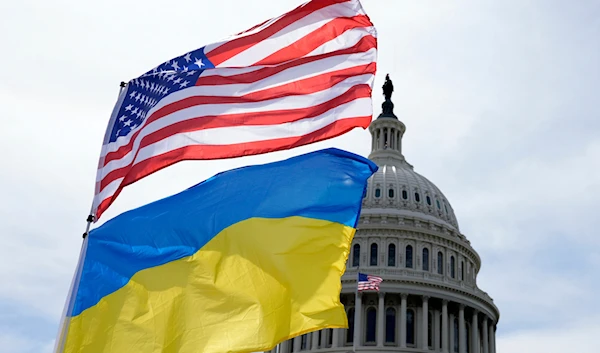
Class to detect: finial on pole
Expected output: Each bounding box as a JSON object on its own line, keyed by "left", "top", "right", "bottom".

{"left": 383, "top": 74, "right": 393, "bottom": 101}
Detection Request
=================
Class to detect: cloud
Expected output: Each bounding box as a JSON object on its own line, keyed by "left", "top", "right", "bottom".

{"left": 498, "top": 315, "right": 600, "bottom": 353}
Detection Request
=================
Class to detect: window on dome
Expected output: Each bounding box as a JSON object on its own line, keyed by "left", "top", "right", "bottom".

{"left": 461, "top": 261, "right": 465, "bottom": 280}
{"left": 370, "top": 243, "right": 378, "bottom": 266}
{"left": 437, "top": 252, "right": 444, "bottom": 275}
{"left": 388, "top": 244, "right": 396, "bottom": 266}
{"left": 407, "top": 309, "right": 415, "bottom": 345}
{"left": 347, "top": 308, "right": 355, "bottom": 343}
{"left": 450, "top": 256, "right": 456, "bottom": 279}
{"left": 405, "top": 245, "right": 413, "bottom": 268}
{"left": 386, "top": 308, "right": 396, "bottom": 343}
{"left": 436, "top": 199, "right": 441, "bottom": 209}
{"left": 388, "top": 188, "right": 394, "bottom": 198}
{"left": 444, "top": 203, "right": 449, "bottom": 213}
{"left": 402, "top": 190, "right": 408, "bottom": 200}
{"left": 366, "top": 308, "right": 377, "bottom": 342}
{"left": 375, "top": 188, "right": 381, "bottom": 198}
{"left": 352, "top": 244, "right": 360, "bottom": 267}
{"left": 422, "top": 248, "right": 429, "bottom": 271}
{"left": 426, "top": 196, "right": 432, "bottom": 205}
{"left": 414, "top": 192, "right": 421, "bottom": 202}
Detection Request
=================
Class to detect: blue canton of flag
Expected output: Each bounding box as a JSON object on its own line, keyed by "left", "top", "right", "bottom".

{"left": 108, "top": 48, "right": 215, "bottom": 143}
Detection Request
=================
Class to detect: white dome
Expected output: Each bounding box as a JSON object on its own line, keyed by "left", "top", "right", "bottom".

{"left": 363, "top": 161, "right": 460, "bottom": 230}
{"left": 361, "top": 94, "right": 460, "bottom": 231}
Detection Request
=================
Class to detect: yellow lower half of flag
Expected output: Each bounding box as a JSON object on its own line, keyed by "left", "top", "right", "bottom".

{"left": 62, "top": 216, "right": 354, "bottom": 353}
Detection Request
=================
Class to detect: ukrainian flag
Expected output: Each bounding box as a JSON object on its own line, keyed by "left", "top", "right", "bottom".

{"left": 56, "top": 148, "right": 377, "bottom": 353}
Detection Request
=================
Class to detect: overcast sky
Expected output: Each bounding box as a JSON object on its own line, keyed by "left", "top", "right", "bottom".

{"left": 1, "top": 0, "right": 599, "bottom": 352}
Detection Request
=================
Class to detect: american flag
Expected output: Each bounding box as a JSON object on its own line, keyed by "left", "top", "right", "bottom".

{"left": 91, "top": 0, "right": 377, "bottom": 221}
{"left": 357, "top": 273, "right": 383, "bottom": 291}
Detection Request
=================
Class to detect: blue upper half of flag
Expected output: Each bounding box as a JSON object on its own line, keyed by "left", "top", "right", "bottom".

{"left": 76, "top": 148, "right": 378, "bottom": 316}
{"left": 358, "top": 273, "right": 368, "bottom": 281}
{"left": 108, "top": 47, "right": 216, "bottom": 143}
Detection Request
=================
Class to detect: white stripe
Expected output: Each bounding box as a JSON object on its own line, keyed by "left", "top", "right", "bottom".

{"left": 100, "top": 48, "right": 376, "bottom": 156}
{"left": 92, "top": 177, "right": 123, "bottom": 211}
{"left": 97, "top": 76, "right": 373, "bottom": 180}
{"left": 97, "top": 74, "right": 373, "bottom": 179}
{"left": 306, "top": 26, "right": 376, "bottom": 58}
{"left": 218, "top": 1, "right": 365, "bottom": 67}
{"left": 203, "top": 11, "right": 288, "bottom": 54}
{"left": 97, "top": 97, "right": 371, "bottom": 194}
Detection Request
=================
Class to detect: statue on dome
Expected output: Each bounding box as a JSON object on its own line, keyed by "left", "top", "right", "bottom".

{"left": 383, "top": 74, "right": 393, "bottom": 101}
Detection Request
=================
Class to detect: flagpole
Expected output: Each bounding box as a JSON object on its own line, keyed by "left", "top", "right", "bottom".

{"left": 353, "top": 264, "right": 360, "bottom": 353}
{"left": 52, "top": 82, "right": 128, "bottom": 353}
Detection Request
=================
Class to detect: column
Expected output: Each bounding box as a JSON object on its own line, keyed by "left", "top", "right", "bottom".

{"left": 293, "top": 336, "right": 301, "bottom": 352}
{"left": 377, "top": 292, "right": 385, "bottom": 346}
{"left": 280, "top": 340, "right": 290, "bottom": 353}
{"left": 354, "top": 292, "right": 362, "bottom": 348}
{"left": 449, "top": 314, "right": 455, "bottom": 353}
{"left": 332, "top": 329, "right": 339, "bottom": 348}
{"left": 482, "top": 317, "right": 489, "bottom": 353}
{"left": 442, "top": 300, "right": 449, "bottom": 353}
{"left": 400, "top": 294, "right": 407, "bottom": 348}
{"left": 311, "top": 331, "right": 319, "bottom": 350}
{"left": 421, "top": 296, "right": 429, "bottom": 350}
{"left": 458, "top": 305, "right": 465, "bottom": 353}
{"left": 471, "top": 310, "right": 479, "bottom": 353}
{"left": 434, "top": 310, "right": 441, "bottom": 352}
{"left": 490, "top": 325, "right": 496, "bottom": 353}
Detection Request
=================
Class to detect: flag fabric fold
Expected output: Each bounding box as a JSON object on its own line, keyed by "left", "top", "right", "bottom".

{"left": 92, "top": 0, "right": 377, "bottom": 221}
{"left": 57, "top": 148, "right": 378, "bottom": 353}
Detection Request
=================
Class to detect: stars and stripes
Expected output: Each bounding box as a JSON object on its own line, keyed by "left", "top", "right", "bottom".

{"left": 92, "top": 0, "right": 377, "bottom": 221}
{"left": 357, "top": 273, "right": 383, "bottom": 291}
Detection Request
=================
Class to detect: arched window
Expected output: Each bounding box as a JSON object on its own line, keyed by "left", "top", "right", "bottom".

{"left": 444, "top": 202, "right": 449, "bottom": 214}
{"left": 461, "top": 261, "right": 465, "bottom": 280}
{"left": 385, "top": 308, "right": 396, "bottom": 343}
{"left": 422, "top": 248, "right": 429, "bottom": 271}
{"left": 370, "top": 243, "right": 378, "bottom": 266}
{"left": 405, "top": 245, "right": 413, "bottom": 268}
{"left": 437, "top": 251, "right": 444, "bottom": 275}
{"left": 388, "top": 244, "right": 396, "bottom": 267}
{"left": 451, "top": 256, "right": 456, "bottom": 279}
{"left": 388, "top": 189, "right": 394, "bottom": 198}
{"left": 352, "top": 244, "right": 360, "bottom": 267}
{"left": 402, "top": 190, "right": 408, "bottom": 200}
{"left": 407, "top": 309, "right": 415, "bottom": 345}
{"left": 428, "top": 312, "right": 433, "bottom": 347}
{"left": 414, "top": 192, "right": 421, "bottom": 202}
{"left": 366, "top": 308, "right": 377, "bottom": 343}
{"left": 300, "top": 334, "right": 308, "bottom": 350}
{"left": 347, "top": 308, "right": 355, "bottom": 343}
{"left": 375, "top": 188, "right": 381, "bottom": 198}
{"left": 426, "top": 196, "right": 432, "bottom": 205}
{"left": 436, "top": 199, "right": 441, "bottom": 209}
{"left": 453, "top": 318, "right": 459, "bottom": 353}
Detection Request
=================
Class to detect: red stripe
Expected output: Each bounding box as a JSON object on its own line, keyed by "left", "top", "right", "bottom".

{"left": 197, "top": 34, "right": 376, "bottom": 87}
{"left": 102, "top": 61, "right": 376, "bottom": 166}
{"left": 206, "top": 0, "right": 349, "bottom": 66}
{"left": 94, "top": 115, "right": 372, "bottom": 220}
{"left": 254, "top": 15, "right": 372, "bottom": 66}
{"left": 99, "top": 85, "right": 372, "bottom": 192}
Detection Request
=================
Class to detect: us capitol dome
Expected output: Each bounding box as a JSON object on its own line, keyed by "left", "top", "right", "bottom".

{"left": 271, "top": 75, "right": 499, "bottom": 353}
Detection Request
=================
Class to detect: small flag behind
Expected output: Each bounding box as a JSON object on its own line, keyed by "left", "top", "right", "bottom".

{"left": 92, "top": 0, "right": 378, "bottom": 221}
{"left": 56, "top": 148, "right": 378, "bottom": 353}
{"left": 358, "top": 272, "right": 383, "bottom": 291}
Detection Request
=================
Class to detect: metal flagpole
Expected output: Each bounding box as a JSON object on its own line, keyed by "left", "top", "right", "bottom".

{"left": 353, "top": 264, "right": 360, "bottom": 353}
{"left": 52, "top": 82, "right": 128, "bottom": 353}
